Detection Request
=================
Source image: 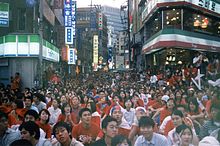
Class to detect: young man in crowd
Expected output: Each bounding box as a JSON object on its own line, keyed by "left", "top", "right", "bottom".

{"left": 0, "top": 111, "right": 20, "bottom": 146}
{"left": 71, "top": 108, "right": 101, "bottom": 145}
{"left": 19, "top": 121, "right": 51, "bottom": 146}
{"left": 134, "top": 116, "right": 169, "bottom": 146}
{"left": 53, "top": 121, "right": 83, "bottom": 146}
{"left": 92, "top": 116, "right": 118, "bottom": 146}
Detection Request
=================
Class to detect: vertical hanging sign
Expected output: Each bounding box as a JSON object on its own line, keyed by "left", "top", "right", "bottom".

{"left": 98, "top": 13, "right": 102, "bottom": 30}
{"left": 72, "top": 0, "right": 76, "bottom": 39}
{"left": 68, "top": 48, "right": 75, "bottom": 64}
{"left": 64, "top": 0, "right": 73, "bottom": 44}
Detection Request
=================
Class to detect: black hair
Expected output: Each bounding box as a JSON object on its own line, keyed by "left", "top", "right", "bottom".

{"left": 176, "top": 124, "right": 193, "bottom": 136}
{"left": 188, "top": 98, "right": 199, "bottom": 113}
{"left": 10, "top": 139, "right": 33, "bottom": 146}
{"left": 24, "top": 110, "right": 39, "bottom": 121}
{"left": 53, "top": 121, "right": 71, "bottom": 137}
{"left": 61, "top": 103, "right": 72, "bottom": 114}
{"left": 13, "top": 99, "right": 24, "bottom": 109}
{"left": 111, "top": 135, "right": 131, "bottom": 146}
{"left": 172, "top": 110, "right": 184, "bottom": 118}
{"left": 19, "top": 121, "right": 40, "bottom": 140}
{"left": 86, "top": 100, "right": 96, "bottom": 113}
{"left": 39, "top": 109, "right": 50, "bottom": 123}
{"left": 24, "top": 95, "right": 33, "bottom": 102}
{"left": 102, "top": 116, "right": 117, "bottom": 129}
{"left": 78, "top": 108, "right": 91, "bottom": 118}
{"left": 124, "top": 98, "right": 134, "bottom": 108}
{"left": 139, "top": 116, "right": 155, "bottom": 128}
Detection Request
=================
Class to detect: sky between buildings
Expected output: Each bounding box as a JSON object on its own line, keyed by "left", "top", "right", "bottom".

{"left": 76, "top": 0, "right": 126, "bottom": 8}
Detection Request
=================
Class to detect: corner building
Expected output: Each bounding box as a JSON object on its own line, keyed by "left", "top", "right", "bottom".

{"left": 137, "top": 0, "right": 220, "bottom": 67}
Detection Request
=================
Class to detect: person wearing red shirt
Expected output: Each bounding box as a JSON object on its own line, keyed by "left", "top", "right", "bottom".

{"left": 110, "top": 105, "right": 131, "bottom": 138}
{"left": 57, "top": 103, "right": 77, "bottom": 128}
{"left": 36, "top": 109, "right": 52, "bottom": 139}
{"left": 72, "top": 108, "right": 101, "bottom": 146}
{"left": 85, "top": 99, "right": 101, "bottom": 127}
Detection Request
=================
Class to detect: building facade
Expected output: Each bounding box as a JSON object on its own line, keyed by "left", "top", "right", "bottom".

{"left": 132, "top": 0, "right": 220, "bottom": 70}
{"left": 76, "top": 7, "right": 108, "bottom": 72}
{"left": 101, "top": 6, "right": 125, "bottom": 69}
{"left": 0, "top": 0, "right": 64, "bottom": 88}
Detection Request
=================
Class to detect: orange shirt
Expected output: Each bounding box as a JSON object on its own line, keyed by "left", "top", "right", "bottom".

{"left": 118, "top": 127, "right": 130, "bottom": 138}
{"left": 72, "top": 122, "right": 101, "bottom": 141}
{"left": 91, "top": 116, "right": 101, "bottom": 127}
{"left": 36, "top": 121, "right": 52, "bottom": 138}
{"left": 164, "top": 120, "right": 174, "bottom": 136}
{"left": 57, "top": 113, "right": 78, "bottom": 128}
{"left": 160, "top": 108, "right": 172, "bottom": 124}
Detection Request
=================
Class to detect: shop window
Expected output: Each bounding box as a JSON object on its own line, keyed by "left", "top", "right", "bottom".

{"left": 163, "top": 9, "right": 181, "bottom": 29}
{"left": 193, "top": 14, "right": 213, "bottom": 34}
{"left": 183, "top": 9, "right": 220, "bottom": 37}
{"left": 145, "top": 11, "right": 162, "bottom": 40}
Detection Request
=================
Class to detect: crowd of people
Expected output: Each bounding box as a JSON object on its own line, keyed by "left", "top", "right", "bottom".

{"left": 0, "top": 55, "right": 220, "bottom": 146}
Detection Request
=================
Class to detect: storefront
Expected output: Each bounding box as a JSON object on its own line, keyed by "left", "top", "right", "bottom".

{"left": 138, "top": 0, "right": 220, "bottom": 68}
{"left": 0, "top": 34, "right": 60, "bottom": 88}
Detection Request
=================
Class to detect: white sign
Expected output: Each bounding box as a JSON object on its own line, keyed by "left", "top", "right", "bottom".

{"left": 65, "top": 27, "right": 74, "bottom": 44}
{"left": 68, "top": 48, "right": 75, "bottom": 64}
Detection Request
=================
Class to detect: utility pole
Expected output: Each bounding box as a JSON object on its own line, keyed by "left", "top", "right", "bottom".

{"left": 38, "top": 0, "right": 43, "bottom": 88}
{"left": 127, "top": 0, "right": 131, "bottom": 68}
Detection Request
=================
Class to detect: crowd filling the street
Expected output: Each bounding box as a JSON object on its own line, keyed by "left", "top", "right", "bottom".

{"left": 0, "top": 55, "right": 220, "bottom": 146}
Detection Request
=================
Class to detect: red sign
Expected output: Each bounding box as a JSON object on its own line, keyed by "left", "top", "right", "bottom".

{"left": 61, "top": 46, "right": 68, "bottom": 61}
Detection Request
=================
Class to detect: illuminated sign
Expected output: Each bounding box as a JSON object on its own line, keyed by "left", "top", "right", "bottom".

{"left": 64, "top": 0, "right": 77, "bottom": 44}
{"left": 72, "top": 1, "right": 76, "bottom": 38}
{"left": 98, "top": 13, "right": 103, "bottom": 30}
{"left": 68, "top": 48, "right": 76, "bottom": 64}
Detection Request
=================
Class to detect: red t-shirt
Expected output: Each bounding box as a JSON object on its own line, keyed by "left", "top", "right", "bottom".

{"left": 72, "top": 122, "right": 101, "bottom": 141}
{"left": 36, "top": 121, "right": 52, "bottom": 138}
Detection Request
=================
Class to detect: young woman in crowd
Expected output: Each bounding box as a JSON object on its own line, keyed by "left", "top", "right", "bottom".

{"left": 174, "top": 124, "right": 195, "bottom": 146}
{"left": 36, "top": 109, "right": 52, "bottom": 139}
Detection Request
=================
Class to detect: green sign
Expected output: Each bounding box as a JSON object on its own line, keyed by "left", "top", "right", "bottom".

{"left": 0, "top": 2, "right": 9, "bottom": 27}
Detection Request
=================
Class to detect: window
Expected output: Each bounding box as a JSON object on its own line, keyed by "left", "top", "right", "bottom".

{"left": 163, "top": 9, "right": 181, "bottom": 29}
{"left": 145, "top": 11, "right": 162, "bottom": 39}
{"left": 183, "top": 9, "right": 220, "bottom": 37}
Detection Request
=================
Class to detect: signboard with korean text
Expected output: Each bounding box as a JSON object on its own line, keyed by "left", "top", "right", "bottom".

{"left": 142, "top": 0, "right": 220, "bottom": 22}
{"left": 64, "top": 0, "right": 73, "bottom": 44}
{"left": 93, "top": 35, "right": 99, "bottom": 64}
{"left": 64, "top": 0, "right": 77, "bottom": 44}
{"left": 0, "top": 2, "right": 9, "bottom": 27}
{"left": 72, "top": 1, "right": 76, "bottom": 38}
{"left": 0, "top": 34, "right": 59, "bottom": 62}
{"left": 68, "top": 48, "right": 76, "bottom": 64}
